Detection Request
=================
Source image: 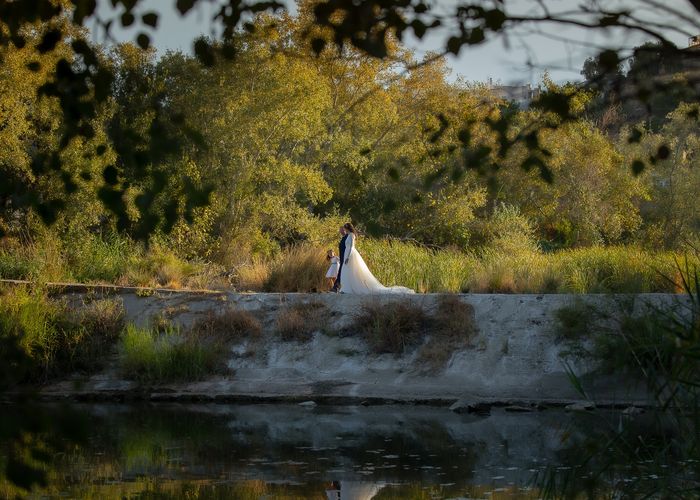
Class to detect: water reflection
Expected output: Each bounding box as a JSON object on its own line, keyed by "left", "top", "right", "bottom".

{"left": 0, "top": 403, "right": 675, "bottom": 498}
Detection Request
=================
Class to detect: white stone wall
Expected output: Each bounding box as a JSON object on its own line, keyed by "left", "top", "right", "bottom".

{"left": 41, "top": 288, "right": 690, "bottom": 405}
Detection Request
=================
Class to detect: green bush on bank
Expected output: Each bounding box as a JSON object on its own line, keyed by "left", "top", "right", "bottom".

{"left": 0, "top": 286, "right": 124, "bottom": 384}
{"left": 118, "top": 324, "right": 225, "bottom": 383}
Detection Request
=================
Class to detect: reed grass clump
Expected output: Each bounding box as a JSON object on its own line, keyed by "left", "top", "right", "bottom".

{"left": 0, "top": 286, "right": 125, "bottom": 384}
{"left": 275, "top": 301, "right": 329, "bottom": 342}
{"left": 417, "top": 295, "right": 478, "bottom": 371}
{"left": 66, "top": 297, "right": 126, "bottom": 371}
{"left": 190, "top": 308, "right": 262, "bottom": 342}
{"left": 235, "top": 259, "right": 270, "bottom": 291}
{"left": 0, "top": 236, "right": 67, "bottom": 283}
{"left": 432, "top": 295, "right": 478, "bottom": 340}
{"left": 264, "top": 245, "right": 329, "bottom": 292}
{"left": 553, "top": 246, "right": 677, "bottom": 293}
{"left": 0, "top": 232, "right": 225, "bottom": 290}
{"left": 0, "top": 241, "right": 36, "bottom": 280}
{"left": 2, "top": 229, "right": 697, "bottom": 293}
{"left": 120, "top": 243, "right": 214, "bottom": 289}
{"left": 348, "top": 296, "right": 478, "bottom": 366}
{"left": 65, "top": 234, "right": 135, "bottom": 283}
{"left": 118, "top": 324, "right": 225, "bottom": 383}
{"left": 359, "top": 239, "right": 476, "bottom": 293}
{"left": 352, "top": 301, "right": 428, "bottom": 354}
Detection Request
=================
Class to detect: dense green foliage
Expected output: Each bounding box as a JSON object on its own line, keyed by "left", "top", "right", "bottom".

{"left": 2, "top": 230, "right": 697, "bottom": 293}
{"left": 118, "top": 324, "right": 225, "bottom": 382}
{"left": 1, "top": 7, "right": 699, "bottom": 292}
{"left": 1, "top": 2, "right": 698, "bottom": 496}
{"left": 0, "top": 286, "right": 124, "bottom": 385}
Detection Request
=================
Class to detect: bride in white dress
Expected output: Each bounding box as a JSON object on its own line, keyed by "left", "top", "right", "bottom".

{"left": 339, "top": 223, "right": 415, "bottom": 294}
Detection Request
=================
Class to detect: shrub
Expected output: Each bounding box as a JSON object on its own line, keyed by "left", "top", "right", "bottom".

{"left": 235, "top": 259, "right": 270, "bottom": 291}
{"left": 352, "top": 301, "right": 428, "bottom": 354}
{"left": 432, "top": 295, "right": 477, "bottom": 340}
{"left": 555, "top": 296, "right": 687, "bottom": 376}
{"left": 592, "top": 314, "right": 678, "bottom": 375}
{"left": 484, "top": 204, "right": 540, "bottom": 255}
{"left": 65, "top": 233, "right": 135, "bottom": 283}
{"left": 555, "top": 301, "right": 600, "bottom": 341}
{"left": 63, "top": 297, "right": 125, "bottom": 372}
{"left": 118, "top": 324, "right": 225, "bottom": 383}
{"left": 190, "top": 307, "right": 262, "bottom": 342}
{"left": 417, "top": 295, "right": 478, "bottom": 371}
{"left": 275, "top": 301, "right": 328, "bottom": 342}
{"left": 0, "top": 286, "right": 125, "bottom": 383}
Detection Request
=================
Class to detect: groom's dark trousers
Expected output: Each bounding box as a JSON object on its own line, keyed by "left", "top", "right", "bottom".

{"left": 332, "top": 233, "right": 349, "bottom": 292}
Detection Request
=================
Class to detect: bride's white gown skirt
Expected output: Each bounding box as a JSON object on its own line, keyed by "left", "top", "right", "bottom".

{"left": 340, "top": 248, "right": 415, "bottom": 294}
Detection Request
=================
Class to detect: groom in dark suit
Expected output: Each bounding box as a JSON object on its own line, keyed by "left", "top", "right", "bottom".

{"left": 331, "top": 226, "right": 348, "bottom": 293}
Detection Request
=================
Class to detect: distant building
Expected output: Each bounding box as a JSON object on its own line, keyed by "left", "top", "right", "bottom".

{"left": 681, "top": 35, "right": 700, "bottom": 81}
{"left": 487, "top": 79, "right": 541, "bottom": 108}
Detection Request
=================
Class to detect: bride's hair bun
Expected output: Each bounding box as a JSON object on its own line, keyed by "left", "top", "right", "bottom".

{"left": 343, "top": 222, "right": 356, "bottom": 233}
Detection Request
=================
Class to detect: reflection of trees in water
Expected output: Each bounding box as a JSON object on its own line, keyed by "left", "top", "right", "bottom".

{"left": 2, "top": 403, "right": 584, "bottom": 498}
{"left": 0, "top": 404, "right": 91, "bottom": 497}
{"left": 1, "top": 404, "right": 482, "bottom": 496}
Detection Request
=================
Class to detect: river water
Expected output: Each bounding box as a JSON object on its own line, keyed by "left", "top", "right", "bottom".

{"left": 0, "top": 403, "right": 688, "bottom": 498}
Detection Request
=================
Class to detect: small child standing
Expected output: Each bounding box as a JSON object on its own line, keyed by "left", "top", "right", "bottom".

{"left": 325, "top": 250, "right": 340, "bottom": 290}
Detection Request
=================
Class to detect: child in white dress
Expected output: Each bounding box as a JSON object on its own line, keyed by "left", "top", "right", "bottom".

{"left": 325, "top": 250, "right": 340, "bottom": 290}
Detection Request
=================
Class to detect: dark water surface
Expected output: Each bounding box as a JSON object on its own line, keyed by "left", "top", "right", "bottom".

{"left": 0, "top": 403, "right": 686, "bottom": 499}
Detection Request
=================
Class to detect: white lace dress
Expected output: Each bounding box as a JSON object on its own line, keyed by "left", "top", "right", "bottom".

{"left": 339, "top": 233, "right": 414, "bottom": 294}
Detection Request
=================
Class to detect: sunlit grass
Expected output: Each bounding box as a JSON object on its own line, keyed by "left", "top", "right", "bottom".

{"left": 118, "top": 324, "right": 225, "bottom": 383}
{"left": 264, "top": 244, "right": 329, "bottom": 292}
{"left": 1, "top": 232, "right": 696, "bottom": 293}
{"left": 0, "top": 285, "right": 124, "bottom": 384}
{"left": 0, "top": 233, "right": 225, "bottom": 290}
{"left": 337, "top": 240, "right": 696, "bottom": 294}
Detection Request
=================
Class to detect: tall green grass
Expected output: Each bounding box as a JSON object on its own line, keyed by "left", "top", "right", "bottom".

{"left": 0, "top": 286, "right": 124, "bottom": 384}
{"left": 0, "top": 237, "right": 68, "bottom": 283}
{"left": 66, "top": 234, "right": 135, "bottom": 283}
{"left": 0, "top": 233, "right": 225, "bottom": 289}
{"left": 354, "top": 240, "right": 693, "bottom": 294}
{"left": 359, "top": 239, "right": 476, "bottom": 293}
{"left": 118, "top": 324, "right": 224, "bottom": 383}
{"left": 2, "top": 231, "right": 696, "bottom": 293}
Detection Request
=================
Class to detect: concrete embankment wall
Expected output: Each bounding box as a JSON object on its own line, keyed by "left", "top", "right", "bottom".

{"left": 19, "top": 281, "right": 688, "bottom": 406}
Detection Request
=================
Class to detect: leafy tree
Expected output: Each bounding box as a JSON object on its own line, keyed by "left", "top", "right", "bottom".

{"left": 623, "top": 103, "right": 700, "bottom": 248}
{"left": 0, "top": 16, "right": 112, "bottom": 236}
{"left": 0, "top": 0, "right": 697, "bottom": 237}
{"left": 153, "top": 24, "right": 336, "bottom": 257}
{"left": 495, "top": 117, "right": 648, "bottom": 247}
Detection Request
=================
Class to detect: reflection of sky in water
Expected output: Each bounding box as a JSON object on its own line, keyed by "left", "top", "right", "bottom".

{"left": 0, "top": 403, "right": 686, "bottom": 498}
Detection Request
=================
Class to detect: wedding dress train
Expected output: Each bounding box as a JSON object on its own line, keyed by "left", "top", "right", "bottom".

{"left": 339, "top": 233, "right": 415, "bottom": 294}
